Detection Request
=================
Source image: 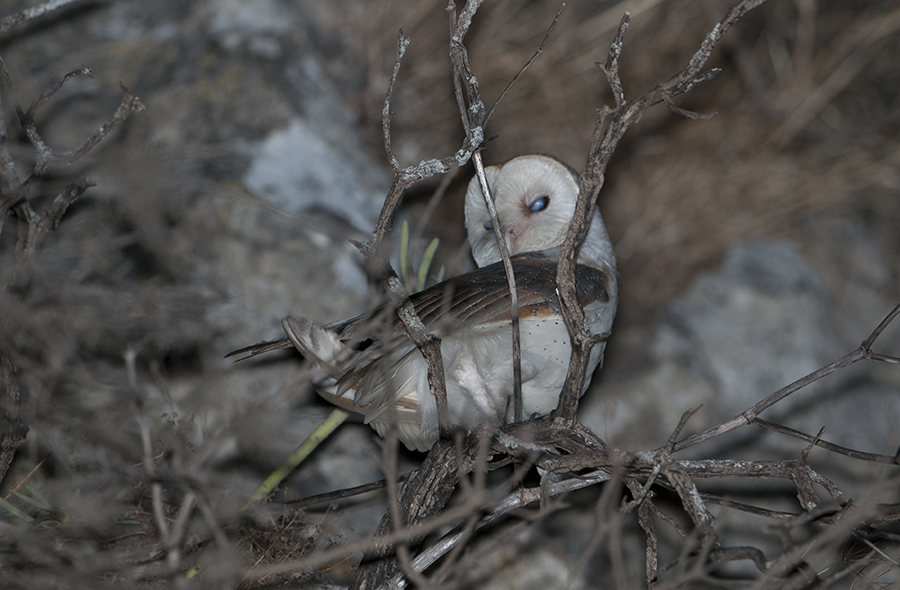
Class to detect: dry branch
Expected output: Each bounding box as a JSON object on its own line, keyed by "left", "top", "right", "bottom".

{"left": 555, "top": 0, "right": 770, "bottom": 419}
{"left": 0, "top": 0, "right": 85, "bottom": 35}
{"left": 0, "top": 59, "right": 144, "bottom": 246}
{"left": 347, "top": 2, "right": 524, "bottom": 585}
{"left": 674, "top": 301, "right": 900, "bottom": 453}
{"left": 471, "top": 150, "right": 524, "bottom": 420}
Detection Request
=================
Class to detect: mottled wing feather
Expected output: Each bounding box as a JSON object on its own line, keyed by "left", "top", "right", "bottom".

{"left": 328, "top": 253, "right": 611, "bottom": 416}
{"left": 408, "top": 254, "right": 610, "bottom": 330}
{"left": 228, "top": 253, "right": 612, "bottom": 425}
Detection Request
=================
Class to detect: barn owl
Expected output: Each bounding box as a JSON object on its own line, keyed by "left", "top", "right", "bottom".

{"left": 230, "top": 155, "right": 618, "bottom": 451}
{"left": 465, "top": 155, "right": 616, "bottom": 274}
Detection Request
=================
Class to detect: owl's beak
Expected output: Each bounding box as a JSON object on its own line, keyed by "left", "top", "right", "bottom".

{"left": 505, "top": 220, "right": 528, "bottom": 253}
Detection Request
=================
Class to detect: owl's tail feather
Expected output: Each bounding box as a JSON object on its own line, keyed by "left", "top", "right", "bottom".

{"left": 225, "top": 337, "right": 293, "bottom": 361}
{"left": 282, "top": 315, "right": 353, "bottom": 379}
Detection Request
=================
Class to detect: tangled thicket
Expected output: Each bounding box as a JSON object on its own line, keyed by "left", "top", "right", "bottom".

{"left": 1, "top": 1, "right": 899, "bottom": 589}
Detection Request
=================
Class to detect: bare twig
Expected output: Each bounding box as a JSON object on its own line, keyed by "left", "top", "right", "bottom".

{"left": 472, "top": 150, "right": 523, "bottom": 421}
{"left": 283, "top": 474, "right": 409, "bottom": 509}
{"left": 0, "top": 57, "right": 144, "bottom": 247}
{"left": 382, "top": 434, "right": 431, "bottom": 589}
{"left": 366, "top": 30, "right": 452, "bottom": 436}
{"left": 673, "top": 301, "right": 900, "bottom": 452}
{"left": 15, "top": 179, "right": 94, "bottom": 259}
{"left": 753, "top": 418, "right": 900, "bottom": 464}
{"left": 484, "top": 3, "right": 565, "bottom": 125}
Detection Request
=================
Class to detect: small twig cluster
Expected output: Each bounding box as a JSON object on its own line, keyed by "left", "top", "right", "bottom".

{"left": 0, "top": 61, "right": 144, "bottom": 255}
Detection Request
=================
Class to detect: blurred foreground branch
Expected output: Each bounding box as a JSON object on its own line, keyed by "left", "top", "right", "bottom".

{"left": 0, "top": 60, "right": 144, "bottom": 251}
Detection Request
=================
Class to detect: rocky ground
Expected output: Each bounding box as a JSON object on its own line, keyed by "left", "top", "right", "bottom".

{"left": 1, "top": 0, "right": 899, "bottom": 588}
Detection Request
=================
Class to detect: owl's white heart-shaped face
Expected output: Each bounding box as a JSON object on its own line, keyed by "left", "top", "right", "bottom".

{"left": 465, "top": 154, "right": 616, "bottom": 276}
{"left": 465, "top": 155, "right": 581, "bottom": 268}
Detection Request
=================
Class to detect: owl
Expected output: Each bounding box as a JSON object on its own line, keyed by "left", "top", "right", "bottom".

{"left": 231, "top": 155, "right": 618, "bottom": 451}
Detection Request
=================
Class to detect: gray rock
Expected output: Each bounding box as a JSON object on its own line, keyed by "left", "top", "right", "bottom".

{"left": 243, "top": 118, "right": 388, "bottom": 232}
{"left": 655, "top": 240, "right": 844, "bottom": 419}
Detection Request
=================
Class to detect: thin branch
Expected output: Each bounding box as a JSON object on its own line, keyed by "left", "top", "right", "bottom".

{"left": 283, "top": 474, "right": 408, "bottom": 509}
{"left": 15, "top": 179, "right": 94, "bottom": 259}
{"left": 484, "top": 3, "right": 565, "bottom": 124}
{"left": 753, "top": 418, "right": 899, "bottom": 464}
{"left": 381, "top": 31, "right": 410, "bottom": 173}
{"left": 472, "top": 150, "right": 523, "bottom": 421}
{"left": 0, "top": 62, "right": 144, "bottom": 220}
{"left": 368, "top": 29, "right": 452, "bottom": 436}
{"left": 624, "top": 478, "right": 659, "bottom": 586}
{"left": 0, "top": 0, "right": 85, "bottom": 35}
{"left": 673, "top": 301, "right": 900, "bottom": 453}
{"left": 24, "top": 67, "right": 92, "bottom": 121}
{"left": 598, "top": 12, "right": 629, "bottom": 109}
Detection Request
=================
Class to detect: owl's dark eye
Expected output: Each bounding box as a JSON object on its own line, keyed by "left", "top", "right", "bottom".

{"left": 483, "top": 220, "right": 493, "bottom": 230}
{"left": 529, "top": 195, "right": 550, "bottom": 212}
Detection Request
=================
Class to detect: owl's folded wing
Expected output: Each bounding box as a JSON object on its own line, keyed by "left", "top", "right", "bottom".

{"left": 227, "top": 254, "right": 613, "bottom": 418}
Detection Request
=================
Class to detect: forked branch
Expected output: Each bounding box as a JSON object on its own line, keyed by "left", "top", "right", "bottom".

{"left": 0, "top": 59, "right": 144, "bottom": 243}
{"left": 673, "top": 301, "right": 900, "bottom": 453}
{"left": 554, "top": 0, "right": 770, "bottom": 418}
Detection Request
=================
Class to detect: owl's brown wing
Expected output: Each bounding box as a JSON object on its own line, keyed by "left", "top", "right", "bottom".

{"left": 328, "top": 253, "right": 612, "bottom": 397}
{"left": 408, "top": 253, "right": 610, "bottom": 328}
{"left": 227, "top": 253, "right": 612, "bottom": 381}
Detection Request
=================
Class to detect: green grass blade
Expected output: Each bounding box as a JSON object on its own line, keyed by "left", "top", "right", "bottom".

{"left": 241, "top": 408, "right": 350, "bottom": 511}
{"left": 417, "top": 237, "right": 440, "bottom": 291}
{"left": 25, "top": 485, "right": 54, "bottom": 511}
{"left": 10, "top": 489, "right": 51, "bottom": 511}
{"left": 0, "top": 496, "right": 34, "bottom": 523}
{"left": 400, "top": 219, "right": 411, "bottom": 289}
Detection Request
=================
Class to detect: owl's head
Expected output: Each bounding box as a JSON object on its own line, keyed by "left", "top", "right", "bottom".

{"left": 465, "top": 154, "right": 615, "bottom": 273}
